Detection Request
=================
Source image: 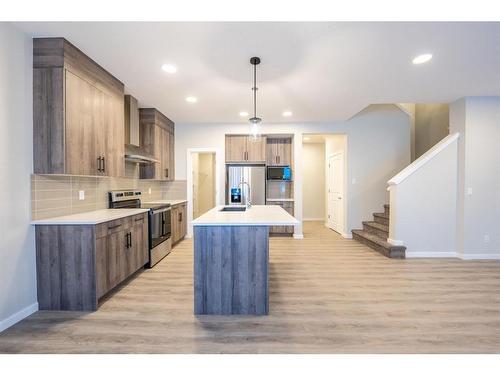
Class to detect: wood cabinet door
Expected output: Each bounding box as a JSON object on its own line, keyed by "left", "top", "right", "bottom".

{"left": 102, "top": 93, "right": 125, "bottom": 177}
{"left": 246, "top": 135, "right": 266, "bottom": 163}
{"left": 179, "top": 203, "right": 187, "bottom": 238}
{"left": 225, "top": 135, "right": 247, "bottom": 162}
{"left": 277, "top": 138, "right": 292, "bottom": 166}
{"left": 162, "top": 128, "right": 171, "bottom": 180}
{"left": 168, "top": 130, "right": 175, "bottom": 181}
{"left": 171, "top": 206, "right": 179, "bottom": 243}
{"left": 64, "top": 70, "right": 98, "bottom": 175}
{"left": 266, "top": 137, "right": 292, "bottom": 166}
{"left": 129, "top": 214, "right": 148, "bottom": 271}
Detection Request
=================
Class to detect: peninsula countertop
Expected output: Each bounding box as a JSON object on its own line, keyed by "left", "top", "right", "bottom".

{"left": 31, "top": 208, "right": 150, "bottom": 225}
{"left": 191, "top": 205, "right": 299, "bottom": 226}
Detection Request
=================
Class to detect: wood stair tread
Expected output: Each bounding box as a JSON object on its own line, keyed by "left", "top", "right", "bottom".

{"left": 362, "top": 221, "right": 388, "bottom": 232}
{"left": 373, "top": 212, "right": 389, "bottom": 219}
{"left": 352, "top": 229, "right": 406, "bottom": 259}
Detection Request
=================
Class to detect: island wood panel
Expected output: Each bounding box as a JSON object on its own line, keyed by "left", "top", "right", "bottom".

{"left": 194, "top": 225, "right": 269, "bottom": 315}
{"left": 7, "top": 222, "right": 500, "bottom": 353}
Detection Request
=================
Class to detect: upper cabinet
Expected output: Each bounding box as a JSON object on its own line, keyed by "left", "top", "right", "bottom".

{"left": 266, "top": 137, "right": 293, "bottom": 166}
{"left": 33, "top": 38, "right": 125, "bottom": 177}
{"left": 139, "top": 108, "right": 175, "bottom": 181}
{"left": 225, "top": 135, "right": 266, "bottom": 163}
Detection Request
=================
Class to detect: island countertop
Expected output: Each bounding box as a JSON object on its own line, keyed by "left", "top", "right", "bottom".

{"left": 191, "top": 205, "right": 299, "bottom": 226}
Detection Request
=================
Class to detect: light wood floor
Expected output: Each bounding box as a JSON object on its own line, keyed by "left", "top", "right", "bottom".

{"left": 2, "top": 221, "right": 500, "bottom": 353}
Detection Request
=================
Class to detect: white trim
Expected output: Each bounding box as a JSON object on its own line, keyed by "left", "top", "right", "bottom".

{"left": 387, "top": 237, "right": 404, "bottom": 246}
{"left": 186, "top": 147, "right": 223, "bottom": 238}
{"left": 293, "top": 233, "right": 304, "bottom": 239}
{"left": 387, "top": 132, "right": 459, "bottom": 186}
{"left": 460, "top": 253, "right": 500, "bottom": 260}
{"left": 0, "top": 302, "right": 38, "bottom": 333}
{"left": 406, "top": 251, "right": 458, "bottom": 258}
{"left": 341, "top": 232, "right": 352, "bottom": 239}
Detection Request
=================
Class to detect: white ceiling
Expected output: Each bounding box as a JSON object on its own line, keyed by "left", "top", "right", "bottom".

{"left": 14, "top": 22, "right": 500, "bottom": 124}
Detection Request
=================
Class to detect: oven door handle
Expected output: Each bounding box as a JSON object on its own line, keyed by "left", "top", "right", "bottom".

{"left": 152, "top": 207, "right": 171, "bottom": 214}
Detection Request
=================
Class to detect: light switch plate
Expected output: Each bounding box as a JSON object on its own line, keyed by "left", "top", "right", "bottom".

{"left": 148, "top": 187, "right": 152, "bottom": 194}
{"left": 467, "top": 187, "right": 473, "bottom": 196}
{"left": 79, "top": 190, "right": 85, "bottom": 200}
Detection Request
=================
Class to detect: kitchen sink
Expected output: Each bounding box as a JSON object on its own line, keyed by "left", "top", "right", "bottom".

{"left": 220, "top": 206, "right": 247, "bottom": 212}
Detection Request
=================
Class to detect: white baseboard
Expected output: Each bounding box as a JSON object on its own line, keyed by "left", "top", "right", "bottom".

{"left": 460, "top": 253, "right": 500, "bottom": 260}
{"left": 293, "top": 233, "right": 304, "bottom": 239}
{"left": 341, "top": 232, "right": 352, "bottom": 239}
{"left": 0, "top": 302, "right": 38, "bottom": 333}
{"left": 387, "top": 238, "right": 404, "bottom": 246}
{"left": 406, "top": 251, "right": 458, "bottom": 258}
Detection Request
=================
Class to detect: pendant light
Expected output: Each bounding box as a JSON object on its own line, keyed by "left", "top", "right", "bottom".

{"left": 248, "top": 56, "right": 262, "bottom": 141}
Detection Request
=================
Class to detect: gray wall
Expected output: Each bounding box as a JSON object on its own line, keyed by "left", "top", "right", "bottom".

{"left": 450, "top": 97, "right": 500, "bottom": 258}
{"left": 415, "top": 103, "right": 449, "bottom": 159}
{"left": 0, "top": 23, "right": 37, "bottom": 330}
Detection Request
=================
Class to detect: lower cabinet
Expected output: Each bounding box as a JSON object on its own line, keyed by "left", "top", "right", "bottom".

{"left": 171, "top": 202, "right": 187, "bottom": 245}
{"left": 35, "top": 213, "right": 148, "bottom": 311}
{"left": 267, "top": 201, "right": 295, "bottom": 235}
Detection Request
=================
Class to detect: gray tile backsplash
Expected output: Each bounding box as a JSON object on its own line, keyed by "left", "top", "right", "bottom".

{"left": 31, "top": 173, "right": 187, "bottom": 220}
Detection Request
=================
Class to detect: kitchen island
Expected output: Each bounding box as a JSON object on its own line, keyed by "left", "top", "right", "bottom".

{"left": 191, "top": 205, "right": 298, "bottom": 315}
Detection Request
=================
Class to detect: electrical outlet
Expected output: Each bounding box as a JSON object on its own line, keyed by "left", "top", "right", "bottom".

{"left": 484, "top": 235, "right": 490, "bottom": 244}
{"left": 148, "top": 187, "right": 152, "bottom": 195}
{"left": 78, "top": 190, "right": 85, "bottom": 200}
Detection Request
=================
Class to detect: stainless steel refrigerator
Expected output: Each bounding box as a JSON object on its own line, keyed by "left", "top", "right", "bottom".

{"left": 226, "top": 165, "right": 266, "bottom": 205}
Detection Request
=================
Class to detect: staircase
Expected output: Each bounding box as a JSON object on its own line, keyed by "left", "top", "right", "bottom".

{"left": 352, "top": 204, "right": 406, "bottom": 259}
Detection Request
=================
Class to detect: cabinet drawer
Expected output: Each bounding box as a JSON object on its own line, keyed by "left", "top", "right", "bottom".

{"left": 95, "top": 213, "right": 145, "bottom": 239}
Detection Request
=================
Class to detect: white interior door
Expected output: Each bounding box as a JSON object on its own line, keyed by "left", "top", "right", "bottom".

{"left": 327, "top": 152, "right": 344, "bottom": 234}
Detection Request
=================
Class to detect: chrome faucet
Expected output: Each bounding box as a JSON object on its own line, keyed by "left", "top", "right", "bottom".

{"left": 238, "top": 181, "right": 252, "bottom": 208}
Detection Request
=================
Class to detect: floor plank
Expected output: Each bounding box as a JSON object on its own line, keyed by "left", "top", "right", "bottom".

{"left": 1, "top": 221, "right": 500, "bottom": 353}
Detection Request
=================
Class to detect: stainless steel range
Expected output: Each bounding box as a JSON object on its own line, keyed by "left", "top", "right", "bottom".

{"left": 109, "top": 190, "right": 172, "bottom": 267}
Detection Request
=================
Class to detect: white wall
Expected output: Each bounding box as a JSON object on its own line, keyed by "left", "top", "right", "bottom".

{"left": 176, "top": 104, "right": 410, "bottom": 237}
{"left": 415, "top": 103, "right": 449, "bottom": 159}
{"left": 388, "top": 135, "right": 459, "bottom": 257}
{"left": 302, "top": 143, "right": 325, "bottom": 220}
{"left": 0, "top": 23, "right": 37, "bottom": 331}
{"left": 450, "top": 97, "right": 500, "bottom": 259}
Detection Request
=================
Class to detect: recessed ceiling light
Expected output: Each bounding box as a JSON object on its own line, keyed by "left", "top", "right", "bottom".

{"left": 161, "top": 64, "right": 177, "bottom": 73}
{"left": 412, "top": 53, "right": 432, "bottom": 65}
{"left": 282, "top": 111, "right": 293, "bottom": 117}
{"left": 239, "top": 111, "right": 249, "bottom": 117}
{"left": 185, "top": 96, "right": 198, "bottom": 103}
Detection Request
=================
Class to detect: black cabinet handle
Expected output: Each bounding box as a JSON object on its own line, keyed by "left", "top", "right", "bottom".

{"left": 179, "top": 212, "right": 182, "bottom": 222}
{"left": 97, "top": 156, "right": 102, "bottom": 172}
{"left": 125, "top": 232, "right": 132, "bottom": 248}
{"left": 166, "top": 168, "right": 169, "bottom": 178}
{"left": 108, "top": 223, "right": 122, "bottom": 230}
{"left": 102, "top": 156, "right": 106, "bottom": 173}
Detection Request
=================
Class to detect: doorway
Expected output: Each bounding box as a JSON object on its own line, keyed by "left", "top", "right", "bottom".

{"left": 302, "top": 134, "right": 347, "bottom": 237}
{"left": 327, "top": 152, "right": 344, "bottom": 233}
{"left": 192, "top": 152, "right": 216, "bottom": 219}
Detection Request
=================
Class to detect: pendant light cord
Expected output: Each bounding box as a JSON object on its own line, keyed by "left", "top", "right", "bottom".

{"left": 253, "top": 63, "right": 257, "bottom": 118}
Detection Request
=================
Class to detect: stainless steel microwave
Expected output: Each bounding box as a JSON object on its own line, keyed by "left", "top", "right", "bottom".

{"left": 267, "top": 166, "right": 292, "bottom": 180}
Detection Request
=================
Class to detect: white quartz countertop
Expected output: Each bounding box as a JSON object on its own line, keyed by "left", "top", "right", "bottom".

{"left": 145, "top": 199, "right": 187, "bottom": 206}
{"left": 266, "top": 198, "right": 295, "bottom": 202}
{"left": 192, "top": 205, "right": 299, "bottom": 226}
{"left": 31, "top": 209, "right": 150, "bottom": 225}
